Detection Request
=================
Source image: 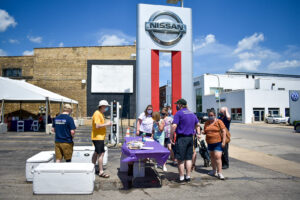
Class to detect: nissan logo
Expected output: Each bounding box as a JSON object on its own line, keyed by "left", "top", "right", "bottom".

{"left": 145, "top": 11, "right": 186, "bottom": 46}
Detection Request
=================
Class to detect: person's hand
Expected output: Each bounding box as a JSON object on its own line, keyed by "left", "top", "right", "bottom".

{"left": 222, "top": 142, "right": 225, "bottom": 148}
{"left": 136, "top": 131, "right": 140, "bottom": 136}
{"left": 107, "top": 121, "right": 112, "bottom": 126}
{"left": 196, "top": 133, "right": 201, "bottom": 140}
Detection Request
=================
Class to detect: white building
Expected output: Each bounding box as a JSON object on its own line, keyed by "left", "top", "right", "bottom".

{"left": 193, "top": 72, "right": 300, "bottom": 123}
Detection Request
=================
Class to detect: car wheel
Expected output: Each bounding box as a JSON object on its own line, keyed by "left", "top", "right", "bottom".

{"left": 296, "top": 125, "right": 300, "bottom": 133}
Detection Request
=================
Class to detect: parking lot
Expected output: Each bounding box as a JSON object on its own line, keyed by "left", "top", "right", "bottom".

{"left": 0, "top": 124, "right": 300, "bottom": 200}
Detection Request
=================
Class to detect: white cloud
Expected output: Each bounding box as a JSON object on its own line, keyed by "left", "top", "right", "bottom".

{"left": 0, "top": 49, "right": 7, "bottom": 56}
{"left": 9, "top": 39, "right": 19, "bottom": 44}
{"left": 234, "top": 33, "right": 264, "bottom": 54}
{"left": 96, "top": 30, "right": 135, "bottom": 46}
{"left": 28, "top": 36, "right": 42, "bottom": 43}
{"left": 268, "top": 60, "right": 300, "bottom": 70}
{"left": 0, "top": 9, "right": 17, "bottom": 32}
{"left": 193, "top": 34, "right": 216, "bottom": 51}
{"left": 59, "top": 42, "right": 64, "bottom": 47}
{"left": 159, "top": 52, "right": 171, "bottom": 68}
{"left": 23, "top": 50, "right": 34, "bottom": 56}
{"left": 230, "top": 59, "right": 261, "bottom": 71}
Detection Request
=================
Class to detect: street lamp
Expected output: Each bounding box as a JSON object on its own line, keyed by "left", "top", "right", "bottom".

{"left": 167, "top": 0, "right": 184, "bottom": 7}
{"left": 208, "top": 74, "right": 221, "bottom": 112}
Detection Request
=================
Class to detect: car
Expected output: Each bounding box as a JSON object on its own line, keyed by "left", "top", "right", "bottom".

{"left": 265, "top": 115, "right": 289, "bottom": 124}
{"left": 294, "top": 121, "right": 300, "bottom": 133}
{"left": 195, "top": 112, "right": 208, "bottom": 123}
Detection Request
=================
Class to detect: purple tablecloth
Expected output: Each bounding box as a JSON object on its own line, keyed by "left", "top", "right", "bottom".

{"left": 121, "top": 137, "right": 170, "bottom": 166}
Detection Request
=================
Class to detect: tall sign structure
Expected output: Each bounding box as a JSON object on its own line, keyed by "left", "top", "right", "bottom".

{"left": 136, "top": 4, "right": 194, "bottom": 115}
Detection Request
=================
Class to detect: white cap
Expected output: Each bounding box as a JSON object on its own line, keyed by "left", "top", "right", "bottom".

{"left": 98, "top": 100, "right": 110, "bottom": 107}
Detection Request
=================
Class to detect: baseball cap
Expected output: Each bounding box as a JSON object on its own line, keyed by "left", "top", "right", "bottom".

{"left": 63, "top": 104, "right": 72, "bottom": 110}
{"left": 98, "top": 100, "right": 110, "bottom": 107}
{"left": 174, "top": 98, "right": 187, "bottom": 105}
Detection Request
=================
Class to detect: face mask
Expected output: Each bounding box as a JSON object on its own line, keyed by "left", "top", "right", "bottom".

{"left": 208, "top": 116, "right": 215, "bottom": 121}
{"left": 147, "top": 110, "right": 152, "bottom": 115}
{"left": 219, "top": 113, "right": 224, "bottom": 117}
{"left": 161, "top": 113, "right": 166, "bottom": 117}
{"left": 176, "top": 105, "right": 180, "bottom": 111}
{"left": 168, "top": 110, "right": 172, "bottom": 115}
{"left": 105, "top": 107, "right": 109, "bottom": 112}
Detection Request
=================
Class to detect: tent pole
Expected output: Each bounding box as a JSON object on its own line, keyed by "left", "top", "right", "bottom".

{"left": 45, "top": 97, "right": 49, "bottom": 133}
{"left": 1, "top": 100, "right": 4, "bottom": 123}
{"left": 60, "top": 101, "right": 63, "bottom": 114}
{"left": 76, "top": 104, "right": 79, "bottom": 119}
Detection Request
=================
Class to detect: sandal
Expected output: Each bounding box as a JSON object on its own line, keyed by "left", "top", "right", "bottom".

{"left": 99, "top": 172, "right": 110, "bottom": 178}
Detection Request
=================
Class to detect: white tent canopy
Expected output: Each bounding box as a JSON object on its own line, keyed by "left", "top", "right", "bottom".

{"left": 0, "top": 77, "right": 78, "bottom": 104}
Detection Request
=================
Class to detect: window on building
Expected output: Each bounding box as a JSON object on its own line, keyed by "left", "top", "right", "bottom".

{"left": 2, "top": 68, "right": 22, "bottom": 77}
{"left": 268, "top": 108, "right": 280, "bottom": 116}
{"left": 231, "top": 108, "right": 242, "bottom": 121}
{"left": 285, "top": 108, "right": 290, "bottom": 117}
{"left": 196, "top": 88, "right": 202, "bottom": 112}
{"left": 194, "top": 81, "right": 200, "bottom": 86}
{"left": 209, "top": 87, "right": 223, "bottom": 95}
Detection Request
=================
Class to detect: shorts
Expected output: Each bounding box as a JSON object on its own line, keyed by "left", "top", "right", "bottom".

{"left": 164, "top": 138, "right": 171, "bottom": 145}
{"left": 208, "top": 142, "right": 223, "bottom": 152}
{"left": 92, "top": 140, "right": 105, "bottom": 154}
{"left": 174, "top": 134, "right": 194, "bottom": 161}
{"left": 55, "top": 142, "right": 74, "bottom": 161}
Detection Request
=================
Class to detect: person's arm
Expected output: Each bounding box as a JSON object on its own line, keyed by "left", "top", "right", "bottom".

{"left": 170, "top": 124, "right": 177, "bottom": 144}
{"left": 70, "top": 129, "right": 75, "bottom": 137}
{"left": 221, "top": 128, "right": 226, "bottom": 148}
{"left": 95, "top": 121, "right": 112, "bottom": 129}
{"left": 195, "top": 122, "right": 201, "bottom": 139}
{"left": 225, "top": 107, "right": 231, "bottom": 120}
{"left": 136, "top": 119, "right": 142, "bottom": 136}
{"left": 159, "top": 120, "right": 165, "bottom": 132}
{"left": 51, "top": 127, "right": 55, "bottom": 133}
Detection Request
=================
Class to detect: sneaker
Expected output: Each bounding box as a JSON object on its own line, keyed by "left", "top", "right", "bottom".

{"left": 222, "top": 165, "right": 229, "bottom": 169}
{"left": 218, "top": 173, "right": 225, "bottom": 180}
{"left": 185, "top": 178, "right": 191, "bottom": 183}
{"left": 177, "top": 178, "right": 185, "bottom": 184}
{"left": 208, "top": 170, "right": 217, "bottom": 177}
{"left": 163, "top": 165, "right": 168, "bottom": 172}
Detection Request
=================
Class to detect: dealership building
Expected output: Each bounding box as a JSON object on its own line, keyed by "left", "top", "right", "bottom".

{"left": 193, "top": 72, "right": 300, "bottom": 123}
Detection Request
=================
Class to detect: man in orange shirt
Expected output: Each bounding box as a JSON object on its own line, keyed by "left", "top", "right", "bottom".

{"left": 91, "top": 100, "right": 112, "bottom": 178}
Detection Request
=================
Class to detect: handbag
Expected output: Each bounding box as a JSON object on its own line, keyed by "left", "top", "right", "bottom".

{"left": 217, "top": 119, "right": 231, "bottom": 144}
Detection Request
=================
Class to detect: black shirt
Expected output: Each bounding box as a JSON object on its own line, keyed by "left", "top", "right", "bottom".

{"left": 219, "top": 116, "right": 231, "bottom": 131}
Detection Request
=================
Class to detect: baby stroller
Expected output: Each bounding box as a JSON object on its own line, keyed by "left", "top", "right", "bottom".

{"left": 197, "top": 139, "right": 211, "bottom": 167}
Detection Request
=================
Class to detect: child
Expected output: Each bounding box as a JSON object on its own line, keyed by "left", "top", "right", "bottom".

{"left": 152, "top": 112, "right": 165, "bottom": 146}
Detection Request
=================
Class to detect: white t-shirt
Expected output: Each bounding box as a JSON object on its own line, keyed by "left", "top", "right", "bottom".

{"left": 138, "top": 112, "right": 153, "bottom": 133}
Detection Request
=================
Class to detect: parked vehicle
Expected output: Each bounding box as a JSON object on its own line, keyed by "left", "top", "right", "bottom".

{"left": 294, "top": 121, "right": 300, "bottom": 133}
{"left": 265, "top": 115, "right": 289, "bottom": 124}
{"left": 195, "top": 112, "right": 208, "bottom": 123}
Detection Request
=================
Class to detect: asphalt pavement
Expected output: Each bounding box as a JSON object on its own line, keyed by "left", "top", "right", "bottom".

{"left": 0, "top": 123, "right": 299, "bottom": 200}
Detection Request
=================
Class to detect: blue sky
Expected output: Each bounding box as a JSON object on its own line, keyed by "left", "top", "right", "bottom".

{"left": 1, "top": 0, "right": 300, "bottom": 85}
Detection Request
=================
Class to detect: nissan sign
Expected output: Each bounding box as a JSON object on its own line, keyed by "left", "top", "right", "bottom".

{"left": 145, "top": 11, "right": 186, "bottom": 46}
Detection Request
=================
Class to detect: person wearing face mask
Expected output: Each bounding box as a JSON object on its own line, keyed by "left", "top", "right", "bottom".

{"left": 166, "top": 106, "right": 173, "bottom": 118}
{"left": 203, "top": 109, "right": 226, "bottom": 180}
{"left": 171, "top": 99, "right": 201, "bottom": 183}
{"left": 91, "top": 100, "right": 112, "bottom": 178}
{"left": 218, "top": 107, "right": 231, "bottom": 169}
{"left": 136, "top": 105, "right": 154, "bottom": 137}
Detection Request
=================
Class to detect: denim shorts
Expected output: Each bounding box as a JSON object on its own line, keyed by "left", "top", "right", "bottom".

{"left": 207, "top": 142, "right": 223, "bottom": 152}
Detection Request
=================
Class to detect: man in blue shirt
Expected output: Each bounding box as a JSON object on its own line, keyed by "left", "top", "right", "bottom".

{"left": 218, "top": 107, "right": 231, "bottom": 169}
{"left": 52, "top": 104, "right": 76, "bottom": 162}
{"left": 171, "top": 99, "right": 201, "bottom": 183}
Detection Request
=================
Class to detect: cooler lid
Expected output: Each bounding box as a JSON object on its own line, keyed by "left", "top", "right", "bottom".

{"left": 73, "top": 146, "right": 95, "bottom": 151}
{"left": 34, "top": 163, "right": 95, "bottom": 173}
{"left": 27, "top": 151, "right": 55, "bottom": 163}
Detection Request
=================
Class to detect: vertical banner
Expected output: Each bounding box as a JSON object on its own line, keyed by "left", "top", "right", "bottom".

{"left": 172, "top": 51, "right": 182, "bottom": 115}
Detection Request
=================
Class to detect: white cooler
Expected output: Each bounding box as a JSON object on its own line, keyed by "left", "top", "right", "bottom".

{"left": 72, "top": 146, "right": 108, "bottom": 165}
{"left": 33, "top": 163, "right": 95, "bottom": 194}
{"left": 26, "top": 151, "right": 55, "bottom": 182}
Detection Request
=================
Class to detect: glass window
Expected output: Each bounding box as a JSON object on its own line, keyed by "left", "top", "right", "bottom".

{"left": 196, "top": 88, "right": 202, "bottom": 112}
{"left": 2, "top": 68, "right": 22, "bottom": 77}
{"left": 285, "top": 108, "right": 290, "bottom": 117}
{"left": 268, "top": 108, "right": 279, "bottom": 116}
{"left": 231, "top": 108, "right": 242, "bottom": 121}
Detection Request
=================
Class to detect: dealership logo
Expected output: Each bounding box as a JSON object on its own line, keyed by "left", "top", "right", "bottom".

{"left": 145, "top": 11, "right": 186, "bottom": 46}
{"left": 291, "top": 91, "right": 299, "bottom": 102}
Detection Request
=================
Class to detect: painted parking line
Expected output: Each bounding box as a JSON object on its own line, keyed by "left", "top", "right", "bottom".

{"left": 230, "top": 145, "right": 300, "bottom": 178}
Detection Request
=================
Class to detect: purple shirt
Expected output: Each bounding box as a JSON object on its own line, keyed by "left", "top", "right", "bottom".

{"left": 173, "top": 108, "right": 199, "bottom": 135}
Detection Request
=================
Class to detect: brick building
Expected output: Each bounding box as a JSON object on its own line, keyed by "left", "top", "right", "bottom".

{"left": 0, "top": 45, "right": 136, "bottom": 118}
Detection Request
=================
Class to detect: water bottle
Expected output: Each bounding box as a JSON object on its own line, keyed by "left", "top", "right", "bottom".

{"left": 142, "top": 132, "right": 146, "bottom": 142}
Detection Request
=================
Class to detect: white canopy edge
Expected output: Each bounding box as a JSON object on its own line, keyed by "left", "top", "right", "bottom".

{"left": 0, "top": 77, "right": 78, "bottom": 104}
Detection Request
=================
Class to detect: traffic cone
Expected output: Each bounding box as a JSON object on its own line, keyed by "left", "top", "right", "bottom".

{"left": 126, "top": 127, "right": 130, "bottom": 137}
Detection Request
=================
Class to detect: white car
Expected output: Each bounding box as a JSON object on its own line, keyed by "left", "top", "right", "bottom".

{"left": 265, "top": 115, "right": 289, "bottom": 124}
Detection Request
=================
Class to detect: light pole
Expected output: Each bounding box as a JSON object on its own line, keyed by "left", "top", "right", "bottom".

{"left": 208, "top": 74, "right": 221, "bottom": 112}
